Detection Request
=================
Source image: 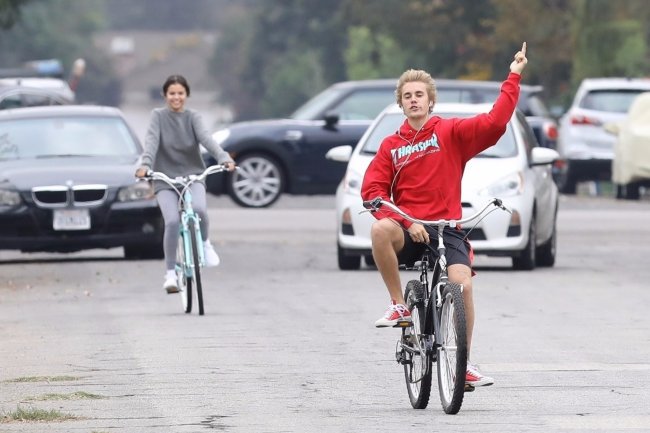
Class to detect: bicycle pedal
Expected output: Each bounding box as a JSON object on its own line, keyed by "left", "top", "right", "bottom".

{"left": 393, "top": 320, "right": 413, "bottom": 328}
{"left": 464, "top": 384, "right": 475, "bottom": 393}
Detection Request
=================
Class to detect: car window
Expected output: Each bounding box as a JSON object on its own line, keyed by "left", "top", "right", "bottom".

{"left": 0, "top": 94, "right": 23, "bottom": 110}
{"left": 331, "top": 89, "right": 395, "bottom": 120}
{"left": 0, "top": 93, "right": 63, "bottom": 110}
{"left": 579, "top": 89, "right": 647, "bottom": 113}
{"left": 520, "top": 94, "right": 550, "bottom": 117}
{"left": 291, "top": 86, "right": 347, "bottom": 120}
{"left": 360, "top": 113, "right": 404, "bottom": 154}
{"left": 291, "top": 87, "right": 394, "bottom": 121}
{"left": 513, "top": 111, "right": 537, "bottom": 158}
{"left": 361, "top": 112, "right": 517, "bottom": 158}
{"left": 0, "top": 116, "right": 138, "bottom": 160}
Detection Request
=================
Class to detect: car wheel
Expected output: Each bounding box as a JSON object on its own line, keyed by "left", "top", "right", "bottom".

{"left": 364, "top": 254, "right": 376, "bottom": 267}
{"left": 228, "top": 153, "right": 284, "bottom": 208}
{"left": 512, "top": 212, "right": 536, "bottom": 271}
{"left": 536, "top": 215, "right": 556, "bottom": 268}
{"left": 338, "top": 243, "right": 361, "bottom": 270}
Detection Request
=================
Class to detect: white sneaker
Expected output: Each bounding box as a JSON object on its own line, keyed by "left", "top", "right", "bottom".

{"left": 203, "top": 241, "right": 220, "bottom": 267}
{"left": 163, "top": 275, "right": 178, "bottom": 294}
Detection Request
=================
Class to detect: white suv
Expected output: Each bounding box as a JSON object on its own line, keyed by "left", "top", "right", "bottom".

{"left": 556, "top": 77, "right": 650, "bottom": 194}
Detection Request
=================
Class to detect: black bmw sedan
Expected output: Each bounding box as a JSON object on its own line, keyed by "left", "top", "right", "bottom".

{"left": 0, "top": 105, "right": 163, "bottom": 259}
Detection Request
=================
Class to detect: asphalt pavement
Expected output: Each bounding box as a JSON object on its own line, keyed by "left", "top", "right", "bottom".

{"left": 1, "top": 194, "right": 650, "bottom": 432}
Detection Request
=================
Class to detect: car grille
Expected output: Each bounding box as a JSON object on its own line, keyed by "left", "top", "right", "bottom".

{"left": 31, "top": 184, "right": 107, "bottom": 208}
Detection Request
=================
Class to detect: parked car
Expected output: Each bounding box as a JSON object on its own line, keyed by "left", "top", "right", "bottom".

{"left": 204, "top": 78, "right": 557, "bottom": 207}
{"left": 0, "top": 105, "right": 164, "bottom": 258}
{"left": 0, "top": 77, "right": 75, "bottom": 109}
{"left": 609, "top": 91, "right": 650, "bottom": 199}
{"left": 0, "top": 83, "right": 74, "bottom": 110}
{"left": 556, "top": 77, "right": 650, "bottom": 194}
{"left": 326, "top": 102, "right": 559, "bottom": 271}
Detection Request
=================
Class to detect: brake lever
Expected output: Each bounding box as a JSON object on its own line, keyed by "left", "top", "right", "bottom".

{"left": 493, "top": 198, "right": 512, "bottom": 214}
{"left": 362, "top": 197, "right": 383, "bottom": 211}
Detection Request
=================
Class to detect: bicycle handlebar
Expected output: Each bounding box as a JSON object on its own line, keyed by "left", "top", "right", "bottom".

{"left": 362, "top": 197, "right": 510, "bottom": 228}
{"left": 142, "top": 164, "right": 231, "bottom": 188}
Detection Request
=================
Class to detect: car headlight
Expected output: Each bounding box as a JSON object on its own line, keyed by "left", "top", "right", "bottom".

{"left": 342, "top": 167, "right": 363, "bottom": 195}
{"left": 0, "top": 188, "right": 21, "bottom": 206}
{"left": 212, "top": 128, "right": 231, "bottom": 146}
{"left": 478, "top": 172, "right": 523, "bottom": 197}
{"left": 117, "top": 181, "right": 155, "bottom": 202}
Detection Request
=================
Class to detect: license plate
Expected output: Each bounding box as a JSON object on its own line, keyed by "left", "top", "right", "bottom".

{"left": 53, "top": 209, "right": 91, "bottom": 231}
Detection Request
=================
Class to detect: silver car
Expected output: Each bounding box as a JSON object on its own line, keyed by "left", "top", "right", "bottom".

{"left": 556, "top": 77, "right": 650, "bottom": 194}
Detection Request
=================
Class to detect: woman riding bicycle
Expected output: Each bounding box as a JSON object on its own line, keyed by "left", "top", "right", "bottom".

{"left": 135, "top": 74, "right": 235, "bottom": 294}
{"left": 361, "top": 43, "right": 528, "bottom": 388}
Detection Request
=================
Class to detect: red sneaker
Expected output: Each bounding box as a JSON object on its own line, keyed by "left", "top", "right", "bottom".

{"left": 375, "top": 302, "right": 412, "bottom": 328}
{"left": 465, "top": 363, "right": 494, "bottom": 387}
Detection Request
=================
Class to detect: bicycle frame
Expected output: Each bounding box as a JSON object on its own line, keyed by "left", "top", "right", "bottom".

{"left": 142, "top": 164, "right": 229, "bottom": 315}
{"left": 178, "top": 186, "right": 204, "bottom": 273}
{"left": 363, "top": 196, "right": 509, "bottom": 413}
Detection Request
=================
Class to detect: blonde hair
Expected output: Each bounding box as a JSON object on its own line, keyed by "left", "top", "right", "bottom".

{"left": 395, "top": 69, "right": 437, "bottom": 113}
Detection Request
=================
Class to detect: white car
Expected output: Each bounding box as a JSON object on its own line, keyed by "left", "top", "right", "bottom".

{"left": 327, "top": 103, "right": 560, "bottom": 271}
{"left": 556, "top": 78, "right": 650, "bottom": 194}
{"left": 610, "top": 91, "right": 650, "bottom": 199}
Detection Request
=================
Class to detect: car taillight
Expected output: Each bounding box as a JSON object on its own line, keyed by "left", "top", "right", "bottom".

{"left": 544, "top": 122, "right": 558, "bottom": 140}
{"left": 570, "top": 115, "right": 602, "bottom": 126}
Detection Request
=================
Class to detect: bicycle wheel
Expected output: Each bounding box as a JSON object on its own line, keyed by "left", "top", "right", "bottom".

{"left": 436, "top": 282, "right": 467, "bottom": 414}
{"left": 176, "top": 232, "right": 192, "bottom": 313}
{"left": 188, "top": 219, "right": 204, "bottom": 315}
{"left": 402, "top": 280, "right": 432, "bottom": 409}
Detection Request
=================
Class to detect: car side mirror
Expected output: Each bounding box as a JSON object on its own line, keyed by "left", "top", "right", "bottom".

{"left": 530, "top": 147, "right": 559, "bottom": 166}
{"left": 325, "top": 145, "right": 352, "bottom": 162}
{"left": 323, "top": 111, "right": 340, "bottom": 129}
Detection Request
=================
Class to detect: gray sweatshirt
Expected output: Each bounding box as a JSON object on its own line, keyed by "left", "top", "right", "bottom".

{"left": 141, "top": 107, "right": 233, "bottom": 191}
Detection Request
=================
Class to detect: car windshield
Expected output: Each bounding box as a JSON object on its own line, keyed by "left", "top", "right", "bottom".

{"left": 0, "top": 116, "right": 138, "bottom": 160}
{"left": 360, "top": 112, "right": 517, "bottom": 158}
{"left": 290, "top": 86, "right": 394, "bottom": 121}
{"left": 579, "top": 89, "right": 648, "bottom": 113}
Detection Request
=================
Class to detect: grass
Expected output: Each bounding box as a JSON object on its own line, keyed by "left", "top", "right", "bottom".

{"left": 1, "top": 406, "right": 77, "bottom": 423}
{"left": 4, "top": 375, "right": 80, "bottom": 383}
{"left": 25, "top": 391, "right": 105, "bottom": 401}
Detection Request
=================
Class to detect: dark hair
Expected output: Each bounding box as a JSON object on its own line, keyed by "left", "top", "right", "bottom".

{"left": 162, "top": 74, "right": 191, "bottom": 96}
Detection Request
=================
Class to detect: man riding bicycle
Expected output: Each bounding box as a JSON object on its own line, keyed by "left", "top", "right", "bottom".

{"left": 361, "top": 43, "right": 528, "bottom": 388}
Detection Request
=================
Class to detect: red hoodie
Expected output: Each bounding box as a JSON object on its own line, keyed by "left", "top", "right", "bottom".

{"left": 361, "top": 72, "right": 521, "bottom": 228}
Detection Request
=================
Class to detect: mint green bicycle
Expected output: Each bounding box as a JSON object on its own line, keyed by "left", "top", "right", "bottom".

{"left": 145, "top": 164, "right": 229, "bottom": 315}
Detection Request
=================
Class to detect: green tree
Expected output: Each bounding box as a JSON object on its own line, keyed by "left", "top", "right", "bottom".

{"left": 100, "top": 0, "right": 226, "bottom": 31}
{"left": 0, "top": 0, "right": 120, "bottom": 105}
{"left": 208, "top": 0, "right": 650, "bottom": 120}
{"left": 210, "top": 0, "right": 350, "bottom": 119}
{"left": 572, "top": 0, "right": 647, "bottom": 83}
{"left": 344, "top": 26, "right": 408, "bottom": 80}
{"left": 0, "top": 0, "right": 30, "bottom": 29}
{"left": 485, "top": 0, "right": 574, "bottom": 106}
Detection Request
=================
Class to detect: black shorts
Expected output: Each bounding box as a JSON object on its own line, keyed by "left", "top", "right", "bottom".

{"left": 397, "top": 226, "right": 473, "bottom": 268}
